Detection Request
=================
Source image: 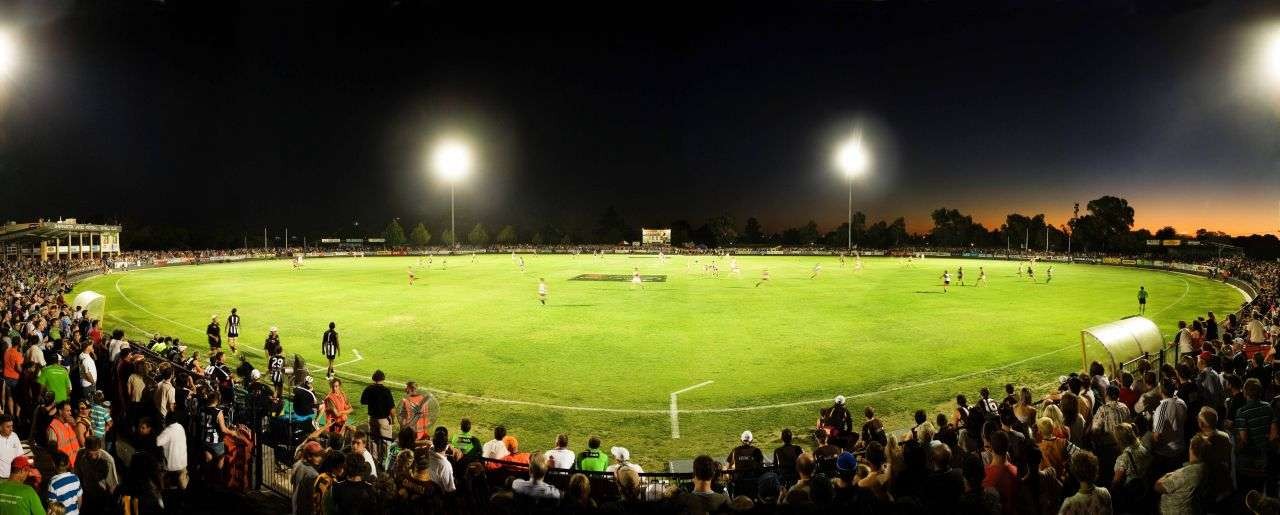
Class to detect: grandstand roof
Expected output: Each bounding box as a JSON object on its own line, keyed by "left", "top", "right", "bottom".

{"left": 0, "top": 220, "right": 121, "bottom": 242}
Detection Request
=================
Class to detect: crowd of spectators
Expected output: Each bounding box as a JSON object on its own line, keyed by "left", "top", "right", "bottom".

{"left": 3, "top": 251, "right": 1280, "bottom": 514}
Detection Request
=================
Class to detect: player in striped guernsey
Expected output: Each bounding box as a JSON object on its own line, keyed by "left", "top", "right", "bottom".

{"left": 322, "top": 322, "right": 339, "bottom": 379}
{"left": 226, "top": 308, "right": 240, "bottom": 354}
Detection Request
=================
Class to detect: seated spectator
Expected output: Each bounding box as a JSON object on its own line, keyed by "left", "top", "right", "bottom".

{"left": 771, "top": 428, "right": 802, "bottom": 482}
{"left": 576, "top": 436, "right": 609, "bottom": 472}
{"left": 857, "top": 442, "right": 890, "bottom": 502}
{"left": 781, "top": 452, "right": 816, "bottom": 505}
{"left": 1059, "top": 450, "right": 1111, "bottom": 515}
{"left": 511, "top": 453, "right": 560, "bottom": 500}
{"left": 543, "top": 433, "right": 574, "bottom": 470}
{"left": 667, "top": 455, "right": 728, "bottom": 514}
{"left": 450, "top": 418, "right": 481, "bottom": 458}
{"left": 563, "top": 473, "right": 594, "bottom": 512}
{"left": 606, "top": 446, "right": 642, "bottom": 473}
{"left": 481, "top": 426, "right": 509, "bottom": 460}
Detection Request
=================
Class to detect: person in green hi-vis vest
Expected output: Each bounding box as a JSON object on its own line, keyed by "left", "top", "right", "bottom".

{"left": 577, "top": 436, "right": 609, "bottom": 472}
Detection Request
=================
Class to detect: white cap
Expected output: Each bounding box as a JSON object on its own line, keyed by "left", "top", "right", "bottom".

{"left": 835, "top": 395, "right": 845, "bottom": 405}
{"left": 270, "top": 326, "right": 278, "bottom": 332}
{"left": 610, "top": 446, "right": 629, "bottom": 462}
{"left": 176, "top": 345, "right": 187, "bottom": 353}
{"left": 741, "top": 430, "right": 754, "bottom": 443}
{"left": 304, "top": 375, "right": 313, "bottom": 384}
{"left": 212, "top": 314, "right": 218, "bottom": 320}
{"left": 250, "top": 370, "right": 261, "bottom": 380}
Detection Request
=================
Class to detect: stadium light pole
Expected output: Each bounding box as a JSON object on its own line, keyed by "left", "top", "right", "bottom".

{"left": 433, "top": 140, "right": 473, "bottom": 248}
{"left": 834, "top": 134, "right": 870, "bottom": 250}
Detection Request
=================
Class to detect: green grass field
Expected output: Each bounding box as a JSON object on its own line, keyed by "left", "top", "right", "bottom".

{"left": 71, "top": 255, "right": 1243, "bottom": 469}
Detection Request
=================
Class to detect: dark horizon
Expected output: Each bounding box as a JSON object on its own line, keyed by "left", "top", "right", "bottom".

{"left": 1, "top": 1, "right": 1279, "bottom": 239}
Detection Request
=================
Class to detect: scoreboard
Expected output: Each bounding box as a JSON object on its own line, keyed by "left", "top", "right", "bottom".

{"left": 642, "top": 228, "right": 672, "bottom": 245}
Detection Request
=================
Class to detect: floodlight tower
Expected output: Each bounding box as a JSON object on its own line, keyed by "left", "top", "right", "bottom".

{"left": 834, "top": 133, "right": 870, "bottom": 250}
{"left": 432, "top": 140, "right": 472, "bottom": 248}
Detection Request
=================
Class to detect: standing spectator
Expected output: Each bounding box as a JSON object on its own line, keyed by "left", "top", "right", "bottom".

{"left": 1111, "top": 423, "right": 1151, "bottom": 506}
{"left": 72, "top": 402, "right": 91, "bottom": 448}
{"left": 781, "top": 453, "right": 816, "bottom": 505}
{"left": 322, "top": 378, "right": 351, "bottom": 435}
{"left": 47, "top": 402, "right": 79, "bottom": 468}
{"left": 293, "top": 376, "right": 318, "bottom": 430}
{"left": 1156, "top": 435, "right": 1207, "bottom": 515}
{"left": 1151, "top": 379, "right": 1187, "bottom": 473}
{"left": 0, "top": 416, "right": 21, "bottom": 479}
{"left": 1059, "top": 451, "right": 1111, "bottom": 515}
{"left": 289, "top": 441, "right": 323, "bottom": 515}
{"left": 981, "top": 431, "right": 1018, "bottom": 515}
{"left": 75, "top": 345, "right": 95, "bottom": 404}
{"left": 0, "top": 456, "right": 44, "bottom": 515}
{"left": 427, "top": 427, "right": 455, "bottom": 493}
{"left": 1092, "top": 386, "right": 1130, "bottom": 434}
{"left": 74, "top": 437, "right": 118, "bottom": 515}
{"left": 397, "top": 382, "right": 429, "bottom": 442}
{"left": 924, "top": 444, "right": 964, "bottom": 513}
{"left": 311, "top": 451, "right": 344, "bottom": 515}
{"left": 1235, "top": 377, "right": 1272, "bottom": 491}
{"left": 956, "top": 453, "right": 1001, "bottom": 515}
{"left": 86, "top": 393, "right": 109, "bottom": 442}
{"left": 331, "top": 453, "right": 380, "bottom": 515}
{"left": 152, "top": 368, "right": 175, "bottom": 420}
{"left": 201, "top": 391, "right": 233, "bottom": 471}
{"left": 3, "top": 338, "right": 23, "bottom": 415}
{"left": 359, "top": 370, "right": 395, "bottom": 463}
{"left": 155, "top": 413, "right": 187, "bottom": 492}
{"left": 350, "top": 431, "right": 378, "bottom": 480}
{"left": 37, "top": 358, "right": 71, "bottom": 404}
{"left": 1195, "top": 407, "right": 1233, "bottom": 506}
{"left": 543, "top": 434, "right": 574, "bottom": 470}
{"left": 46, "top": 452, "right": 81, "bottom": 515}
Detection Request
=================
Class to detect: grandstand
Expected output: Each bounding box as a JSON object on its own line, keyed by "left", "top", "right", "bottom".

{"left": 0, "top": 219, "right": 121, "bottom": 262}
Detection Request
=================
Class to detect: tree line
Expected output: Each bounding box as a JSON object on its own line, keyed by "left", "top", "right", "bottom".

{"left": 117, "top": 195, "right": 1280, "bottom": 259}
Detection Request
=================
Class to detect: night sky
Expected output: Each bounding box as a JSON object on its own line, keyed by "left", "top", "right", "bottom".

{"left": 2, "top": 0, "right": 1279, "bottom": 237}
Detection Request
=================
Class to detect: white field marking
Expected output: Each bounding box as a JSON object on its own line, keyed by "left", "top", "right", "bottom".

{"left": 1150, "top": 276, "right": 1191, "bottom": 318}
{"left": 670, "top": 381, "right": 714, "bottom": 439}
{"left": 308, "top": 349, "right": 365, "bottom": 373}
{"left": 109, "top": 314, "right": 154, "bottom": 337}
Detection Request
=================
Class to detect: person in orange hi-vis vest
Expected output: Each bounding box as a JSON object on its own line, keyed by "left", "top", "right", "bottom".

{"left": 47, "top": 401, "right": 80, "bottom": 467}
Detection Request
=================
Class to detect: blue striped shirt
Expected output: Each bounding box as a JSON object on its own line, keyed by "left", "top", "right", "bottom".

{"left": 47, "top": 471, "right": 81, "bottom": 515}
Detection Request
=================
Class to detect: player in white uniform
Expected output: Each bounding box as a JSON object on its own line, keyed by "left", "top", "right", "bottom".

{"left": 226, "top": 308, "right": 241, "bottom": 354}
{"left": 518, "top": 257, "right": 526, "bottom": 273}
{"left": 538, "top": 278, "right": 548, "bottom": 305}
{"left": 810, "top": 263, "right": 822, "bottom": 279}
{"left": 941, "top": 270, "right": 951, "bottom": 293}
{"left": 631, "top": 268, "right": 643, "bottom": 289}
{"left": 730, "top": 258, "right": 741, "bottom": 277}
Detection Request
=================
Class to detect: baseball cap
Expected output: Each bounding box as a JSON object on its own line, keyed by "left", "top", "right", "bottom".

{"left": 834, "top": 395, "right": 846, "bottom": 405}
{"left": 836, "top": 451, "right": 857, "bottom": 472}
{"left": 250, "top": 370, "right": 261, "bottom": 380}
{"left": 610, "top": 446, "right": 630, "bottom": 462}
{"left": 740, "top": 430, "right": 754, "bottom": 443}
{"left": 11, "top": 455, "right": 32, "bottom": 473}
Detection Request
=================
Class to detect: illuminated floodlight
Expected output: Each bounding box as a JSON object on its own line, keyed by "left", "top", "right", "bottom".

{"left": 433, "top": 140, "right": 472, "bottom": 181}
{"left": 1265, "top": 31, "right": 1280, "bottom": 82}
{"left": 0, "top": 31, "right": 17, "bottom": 79}
{"left": 834, "top": 136, "right": 870, "bottom": 178}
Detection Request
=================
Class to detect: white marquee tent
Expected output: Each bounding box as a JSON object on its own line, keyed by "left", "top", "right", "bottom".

{"left": 1080, "top": 316, "right": 1165, "bottom": 375}
{"left": 72, "top": 291, "right": 106, "bottom": 323}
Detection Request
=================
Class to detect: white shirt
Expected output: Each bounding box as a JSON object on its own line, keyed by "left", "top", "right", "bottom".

{"left": 156, "top": 423, "right": 187, "bottom": 472}
{"left": 78, "top": 353, "right": 96, "bottom": 387}
{"left": 512, "top": 478, "right": 561, "bottom": 499}
{"left": 25, "top": 344, "right": 45, "bottom": 367}
{"left": 108, "top": 339, "right": 129, "bottom": 362}
{"left": 544, "top": 448, "right": 575, "bottom": 469}
{"left": 1176, "top": 328, "right": 1194, "bottom": 353}
{"left": 0, "top": 432, "right": 21, "bottom": 478}
{"left": 154, "top": 381, "right": 176, "bottom": 418}
{"left": 428, "top": 450, "right": 456, "bottom": 492}
{"left": 482, "top": 439, "right": 509, "bottom": 460}
{"left": 361, "top": 449, "right": 378, "bottom": 478}
{"left": 1249, "top": 320, "right": 1267, "bottom": 343}
{"left": 606, "top": 462, "right": 645, "bottom": 474}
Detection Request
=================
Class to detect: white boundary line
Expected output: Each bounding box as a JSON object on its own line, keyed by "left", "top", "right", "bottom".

{"left": 670, "top": 381, "right": 713, "bottom": 438}
{"left": 1150, "top": 276, "right": 1190, "bottom": 318}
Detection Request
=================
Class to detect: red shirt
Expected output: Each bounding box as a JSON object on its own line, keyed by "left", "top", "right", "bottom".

{"left": 1118, "top": 386, "right": 1138, "bottom": 411}
{"left": 982, "top": 461, "right": 1019, "bottom": 515}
